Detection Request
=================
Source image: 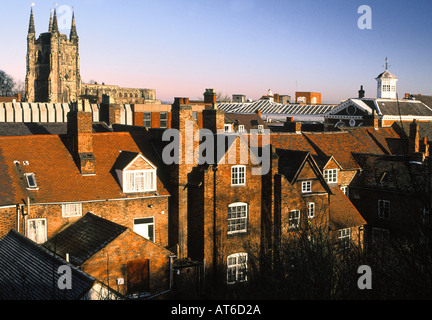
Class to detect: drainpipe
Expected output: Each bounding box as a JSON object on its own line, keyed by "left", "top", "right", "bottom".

{"left": 144, "top": 254, "right": 177, "bottom": 300}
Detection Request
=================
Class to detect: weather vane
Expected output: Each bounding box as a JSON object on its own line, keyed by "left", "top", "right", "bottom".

{"left": 383, "top": 57, "right": 390, "bottom": 70}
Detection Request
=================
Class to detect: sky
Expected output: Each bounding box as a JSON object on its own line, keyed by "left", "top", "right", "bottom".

{"left": 0, "top": 0, "right": 431, "bottom": 103}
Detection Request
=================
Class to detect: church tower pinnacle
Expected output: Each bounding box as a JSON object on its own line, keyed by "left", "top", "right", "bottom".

{"left": 52, "top": 7, "right": 59, "bottom": 33}
{"left": 70, "top": 8, "right": 78, "bottom": 40}
{"left": 28, "top": 5, "right": 35, "bottom": 35}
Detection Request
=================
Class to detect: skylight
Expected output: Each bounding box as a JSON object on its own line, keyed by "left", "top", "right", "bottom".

{"left": 25, "top": 173, "right": 38, "bottom": 189}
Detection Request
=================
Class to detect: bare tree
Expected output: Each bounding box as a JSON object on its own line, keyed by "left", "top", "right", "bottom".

{"left": 0, "top": 70, "right": 15, "bottom": 97}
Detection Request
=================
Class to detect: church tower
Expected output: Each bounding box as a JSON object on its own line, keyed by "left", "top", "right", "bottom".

{"left": 25, "top": 6, "right": 82, "bottom": 103}
{"left": 375, "top": 57, "right": 398, "bottom": 100}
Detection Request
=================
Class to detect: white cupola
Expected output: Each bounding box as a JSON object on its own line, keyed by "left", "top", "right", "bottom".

{"left": 375, "top": 57, "right": 398, "bottom": 99}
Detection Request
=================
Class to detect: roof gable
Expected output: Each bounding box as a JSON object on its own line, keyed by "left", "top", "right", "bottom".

{"left": 43, "top": 213, "right": 128, "bottom": 266}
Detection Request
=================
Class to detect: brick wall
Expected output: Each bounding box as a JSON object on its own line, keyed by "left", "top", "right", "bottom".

{"left": 80, "top": 229, "right": 172, "bottom": 296}
{"left": 9, "top": 196, "right": 169, "bottom": 248}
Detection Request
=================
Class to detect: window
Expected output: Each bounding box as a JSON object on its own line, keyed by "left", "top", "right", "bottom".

{"left": 323, "top": 169, "right": 338, "bottom": 184}
{"left": 301, "top": 181, "right": 311, "bottom": 193}
{"left": 238, "top": 125, "right": 245, "bottom": 133}
{"left": 227, "top": 253, "right": 247, "bottom": 284}
{"left": 338, "top": 228, "right": 351, "bottom": 249}
{"left": 231, "top": 165, "right": 246, "bottom": 186}
{"left": 133, "top": 217, "right": 154, "bottom": 242}
{"left": 143, "top": 112, "right": 152, "bottom": 128}
{"left": 224, "top": 124, "right": 232, "bottom": 133}
{"left": 382, "top": 84, "right": 391, "bottom": 92}
{"left": 308, "top": 202, "right": 315, "bottom": 218}
{"left": 192, "top": 111, "right": 198, "bottom": 122}
{"left": 289, "top": 210, "right": 300, "bottom": 229}
{"left": 25, "top": 173, "right": 38, "bottom": 189}
{"left": 62, "top": 203, "right": 82, "bottom": 218}
{"left": 160, "top": 112, "right": 168, "bottom": 128}
{"left": 372, "top": 228, "right": 390, "bottom": 243}
{"left": 340, "top": 186, "right": 348, "bottom": 196}
{"left": 378, "top": 200, "right": 390, "bottom": 219}
{"left": 227, "top": 203, "right": 248, "bottom": 234}
{"left": 258, "top": 125, "right": 264, "bottom": 134}
{"left": 124, "top": 170, "right": 156, "bottom": 193}
{"left": 28, "top": 218, "right": 47, "bottom": 244}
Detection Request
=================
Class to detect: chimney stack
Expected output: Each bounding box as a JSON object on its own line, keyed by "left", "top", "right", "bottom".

{"left": 358, "top": 85, "right": 365, "bottom": 98}
{"left": 409, "top": 119, "right": 420, "bottom": 154}
{"left": 202, "top": 89, "right": 225, "bottom": 134}
{"left": 67, "top": 100, "right": 96, "bottom": 175}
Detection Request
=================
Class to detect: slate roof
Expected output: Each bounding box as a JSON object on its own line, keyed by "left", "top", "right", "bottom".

{"left": 43, "top": 213, "right": 128, "bottom": 266}
{"left": 0, "top": 131, "right": 170, "bottom": 206}
{"left": 0, "top": 229, "right": 95, "bottom": 300}
{"left": 350, "top": 153, "right": 428, "bottom": 195}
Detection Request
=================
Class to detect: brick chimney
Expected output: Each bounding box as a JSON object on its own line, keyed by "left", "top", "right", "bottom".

{"left": 170, "top": 97, "right": 199, "bottom": 259}
{"left": 203, "top": 88, "right": 217, "bottom": 105}
{"left": 284, "top": 117, "right": 302, "bottom": 133}
{"left": 100, "top": 94, "right": 122, "bottom": 126}
{"left": 202, "top": 89, "right": 224, "bottom": 134}
{"left": 409, "top": 119, "right": 420, "bottom": 154}
{"left": 67, "top": 100, "right": 96, "bottom": 175}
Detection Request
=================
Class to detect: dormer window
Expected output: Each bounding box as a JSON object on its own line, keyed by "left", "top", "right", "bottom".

{"left": 116, "top": 152, "right": 158, "bottom": 193}
{"left": 124, "top": 170, "right": 156, "bottom": 193}
{"left": 25, "top": 173, "right": 38, "bottom": 190}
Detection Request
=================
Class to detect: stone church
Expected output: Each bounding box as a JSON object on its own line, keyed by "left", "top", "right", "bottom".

{"left": 25, "top": 7, "right": 158, "bottom": 104}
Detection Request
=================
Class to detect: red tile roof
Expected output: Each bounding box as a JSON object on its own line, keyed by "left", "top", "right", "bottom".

{"left": 329, "top": 186, "right": 366, "bottom": 230}
{"left": 0, "top": 132, "right": 170, "bottom": 206}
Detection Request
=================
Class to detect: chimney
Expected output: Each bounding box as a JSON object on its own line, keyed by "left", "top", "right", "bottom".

{"left": 358, "top": 85, "right": 365, "bottom": 98}
{"left": 170, "top": 97, "right": 199, "bottom": 259}
{"left": 409, "top": 119, "right": 420, "bottom": 154}
{"left": 284, "top": 117, "right": 302, "bottom": 133}
{"left": 67, "top": 100, "right": 96, "bottom": 175}
{"left": 256, "top": 109, "right": 262, "bottom": 118}
{"left": 274, "top": 93, "right": 280, "bottom": 103}
{"left": 101, "top": 94, "right": 122, "bottom": 126}
{"left": 202, "top": 91, "right": 225, "bottom": 133}
{"left": 203, "top": 88, "right": 217, "bottom": 105}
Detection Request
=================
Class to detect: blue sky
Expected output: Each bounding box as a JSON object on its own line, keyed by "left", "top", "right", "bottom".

{"left": 0, "top": 0, "right": 431, "bottom": 103}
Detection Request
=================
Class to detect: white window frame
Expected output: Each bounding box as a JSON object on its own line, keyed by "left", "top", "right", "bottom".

{"left": 301, "top": 181, "right": 312, "bottom": 193}
{"left": 378, "top": 200, "right": 390, "bottom": 219}
{"left": 227, "top": 253, "right": 247, "bottom": 284}
{"left": 257, "top": 125, "right": 264, "bottom": 134}
{"left": 227, "top": 202, "right": 248, "bottom": 234}
{"left": 338, "top": 228, "right": 351, "bottom": 249}
{"left": 231, "top": 165, "right": 246, "bottom": 186}
{"left": 224, "top": 124, "right": 232, "bottom": 133}
{"left": 323, "top": 169, "right": 338, "bottom": 184}
{"left": 133, "top": 217, "right": 155, "bottom": 242}
{"left": 159, "top": 112, "right": 168, "bottom": 128}
{"left": 289, "top": 210, "right": 301, "bottom": 229}
{"left": 27, "top": 218, "right": 47, "bottom": 244}
{"left": 238, "top": 125, "right": 245, "bottom": 133}
{"left": 62, "top": 203, "right": 83, "bottom": 218}
{"left": 123, "top": 169, "right": 156, "bottom": 193}
{"left": 143, "top": 112, "right": 152, "bottom": 128}
{"left": 308, "top": 202, "right": 315, "bottom": 218}
{"left": 25, "top": 173, "right": 38, "bottom": 190}
{"left": 340, "top": 186, "right": 348, "bottom": 196}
